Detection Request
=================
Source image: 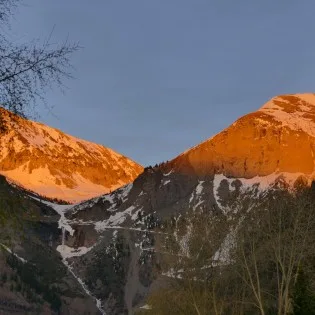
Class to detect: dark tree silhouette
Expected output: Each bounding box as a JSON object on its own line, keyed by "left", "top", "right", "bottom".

{"left": 0, "top": 0, "right": 79, "bottom": 116}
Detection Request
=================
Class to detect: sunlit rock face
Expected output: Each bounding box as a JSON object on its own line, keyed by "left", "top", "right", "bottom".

{"left": 0, "top": 108, "right": 143, "bottom": 203}
{"left": 169, "top": 93, "right": 315, "bottom": 180}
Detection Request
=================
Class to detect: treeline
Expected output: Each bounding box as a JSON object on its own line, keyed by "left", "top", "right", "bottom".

{"left": 38, "top": 195, "right": 71, "bottom": 205}
{"left": 139, "top": 186, "right": 315, "bottom": 315}
{"left": 18, "top": 185, "right": 71, "bottom": 205}
{"left": 144, "top": 161, "right": 169, "bottom": 171}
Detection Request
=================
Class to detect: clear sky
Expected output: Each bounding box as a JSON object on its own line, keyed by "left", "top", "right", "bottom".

{"left": 9, "top": 0, "right": 315, "bottom": 166}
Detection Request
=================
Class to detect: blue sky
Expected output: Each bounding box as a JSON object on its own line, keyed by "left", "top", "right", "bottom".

{"left": 9, "top": 0, "right": 315, "bottom": 166}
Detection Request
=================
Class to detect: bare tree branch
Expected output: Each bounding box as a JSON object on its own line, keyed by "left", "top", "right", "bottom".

{"left": 0, "top": 1, "right": 79, "bottom": 117}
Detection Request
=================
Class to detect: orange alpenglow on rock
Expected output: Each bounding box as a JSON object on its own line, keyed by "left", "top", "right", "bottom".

{"left": 0, "top": 108, "right": 143, "bottom": 203}
{"left": 170, "top": 93, "right": 315, "bottom": 181}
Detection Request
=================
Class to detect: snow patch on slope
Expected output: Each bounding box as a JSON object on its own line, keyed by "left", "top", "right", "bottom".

{"left": 212, "top": 228, "right": 236, "bottom": 265}
{"left": 163, "top": 170, "right": 174, "bottom": 176}
{"left": 94, "top": 205, "right": 139, "bottom": 232}
{"left": 213, "top": 172, "right": 308, "bottom": 213}
{"left": 189, "top": 180, "right": 205, "bottom": 210}
{"left": 57, "top": 245, "right": 94, "bottom": 259}
{"left": 1, "top": 165, "right": 112, "bottom": 203}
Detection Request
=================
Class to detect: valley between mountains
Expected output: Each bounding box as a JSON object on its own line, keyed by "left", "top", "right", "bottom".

{"left": 1, "top": 93, "right": 315, "bottom": 314}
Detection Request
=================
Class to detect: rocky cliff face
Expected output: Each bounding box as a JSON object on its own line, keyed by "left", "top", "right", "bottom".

{"left": 0, "top": 108, "right": 143, "bottom": 203}
{"left": 170, "top": 94, "right": 315, "bottom": 179}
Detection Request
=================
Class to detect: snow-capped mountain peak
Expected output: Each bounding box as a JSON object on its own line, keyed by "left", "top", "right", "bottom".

{"left": 169, "top": 93, "right": 315, "bottom": 180}
{"left": 258, "top": 93, "right": 315, "bottom": 137}
{"left": 0, "top": 107, "right": 143, "bottom": 203}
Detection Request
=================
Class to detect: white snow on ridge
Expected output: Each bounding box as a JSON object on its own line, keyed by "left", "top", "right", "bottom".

{"left": 259, "top": 93, "right": 315, "bottom": 137}
{"left": 213, "top": 172, "right": 309, "bottom": 213}
{"left": 238, "top": 172, "right": 308, "bottom": 191}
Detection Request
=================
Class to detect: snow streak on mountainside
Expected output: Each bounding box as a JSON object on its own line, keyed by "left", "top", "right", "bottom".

{"left": 0, "top": 107, "right": 143, "bottom": 203}
{"left": 169, "top": 93, "right": 315, "bottom": 179}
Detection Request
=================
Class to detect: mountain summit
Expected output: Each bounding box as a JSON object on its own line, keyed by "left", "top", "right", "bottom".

{"left": 170, "top": 93, "right": 315, "bottom": 180}
{"left": 0, "top": 108, "right": 143, "bottom": 203}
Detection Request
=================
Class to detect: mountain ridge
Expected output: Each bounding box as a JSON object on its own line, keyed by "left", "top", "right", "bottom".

{"left": 168, "top": 93, "right": 315, "bottom": 179}
{"left": 0, "top": 107, "right": 143, "bottom": 203}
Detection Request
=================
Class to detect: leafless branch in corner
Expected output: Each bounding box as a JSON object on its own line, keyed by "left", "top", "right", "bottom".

{"left": 0, "top": 0, "right": 80, "bottom": 117}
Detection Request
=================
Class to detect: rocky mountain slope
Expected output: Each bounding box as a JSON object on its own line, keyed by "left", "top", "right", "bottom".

{"left": 2, "top": 93, "right": 315, "bottom": 314}
{"left": 0, "top": 108, "right": 143, "bottom": 203}
{"left": 0, "top": 175, "right": 101, "bottom": 314}
{"left": 47, "top": 93, "right": 315, "bottom": 314}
